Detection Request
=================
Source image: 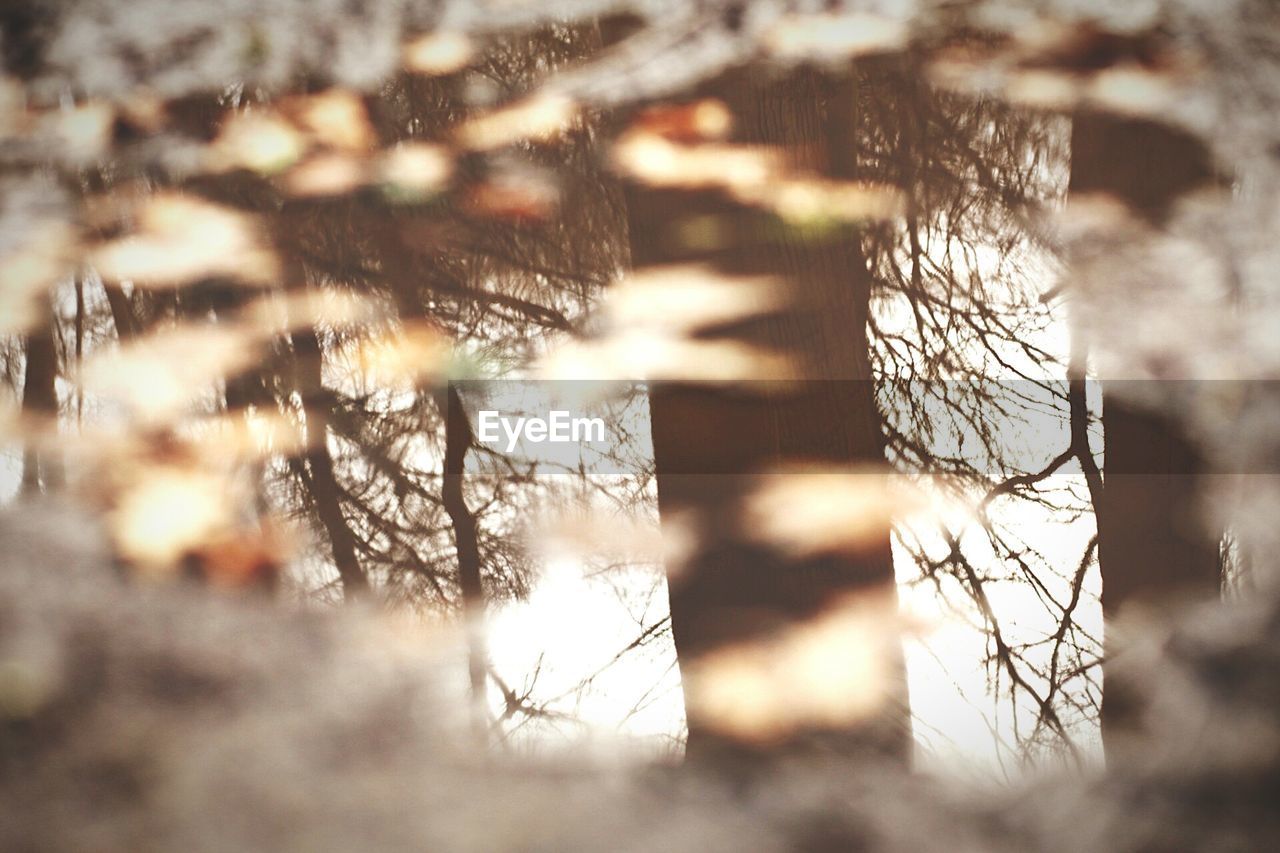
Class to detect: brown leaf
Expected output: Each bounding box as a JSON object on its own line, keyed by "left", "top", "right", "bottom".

{"left": 684, "top": 591, "right": 905, "bottom": 742}
{"left": 377, "top": 142, "right": 454, "bottom": 201}
{"left": 0, "top": 219, "right": 78, "bottom": 334}
{"left": 282, "top": 152, "right": 369, "bottom": 197}
{"left": 403, "top": 31, "right": 475, "bottom": 75}
{"left": 606, "top": 265, "right": 787, "bottom": 333}
{"left": 464, "top": 171, "right": 559, "bottom": 222}
{"left": 612, "top": 132, "right": 779, "bottom": 191}
{"left": 630, "top": 99, "right": 733, "bottom": 142}
{"left": 742, "top": 467, "right": 928, "bottom": 557}
{"left": 765, "top": 13, "right": 909, "bottom": 61}
{"left": 110, "top": 466, "right": 237, "bottom": 571}
{"left": 90, "top": 193, "right": 280, "bottom": 288}
{"left": 283, "top": 89, "right": 377, "bottom": 153}
{"left": 454, "top": 92, "right": 578, "bottom": 151}
{"left": 81, "top": 324, "right": 260, "bottom": 420}
{"left": 208, "top": 110, "right": 306, "bottom": 174}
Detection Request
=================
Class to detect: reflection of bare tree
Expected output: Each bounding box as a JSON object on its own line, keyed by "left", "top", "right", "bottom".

{"left": 2, "top": 1, "right": 1265, "bottom": 774}
{"left": 434, "top": 382, "right": 489, "bottom": 742}
{"left": 1067, "top": 114, "right": 1224, "bottom": 755}
{"left": 853, "top": 58, "right": 1112, "bottom": 760}
{"left": 1, "top": 36, "right": 1102, "bottom": 762}
{"left": 290, "top": 323, "right": 370, "bottom": 598}
{"left": 622, "top": 65, "right": 910, "bottom": 761}
{"left": 19, "top": 298, "right": 61, "bottom": 495}
{"left": 226, "top": 26, "right": 631, "bottom": 611}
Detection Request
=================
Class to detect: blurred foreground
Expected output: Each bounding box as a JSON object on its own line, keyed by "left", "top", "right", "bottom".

{"left": 2, "top": 503, "right": 1279, "bottom": 852}
{"left": 6, "top": 0, "right": 1280, "bottom": 848}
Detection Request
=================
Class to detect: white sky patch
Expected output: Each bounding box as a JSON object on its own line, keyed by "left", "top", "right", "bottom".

{"left": 485, "top": 556, "right": 684, "bottom": 758}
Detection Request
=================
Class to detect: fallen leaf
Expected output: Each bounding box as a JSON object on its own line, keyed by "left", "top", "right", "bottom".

{"left": 612, "top": 132, "right": 778, "bottom": 191}
{"left": 82, "top": 324, "right": 259, "bottom": 420}
{"left": 208, "top": 110, "right": 306, "bottom": 174}
{"left": 743, "top": 467, "right": 927, "bottom": 556}
{"left": 283, "top": 152, "right": 369, "bottom": 197}
{"left": 631, "top": 99, "right": 733, "bottom": 142}
{"left": 377, "top": 142, "right": 454, "bottom": 201}
{"left": 765, "top": 13, "right": 909, "bottom": 61}
{"left": 464, "top": 170, "right": 559, "bottom": 222}
{"left": 455, "top": 92, "right": 578, "bottom": 151}
{"left": 684, "top": 591, "right": 904, "bottom": 741}
{"left": 111, "top": 466, "right": 235, "bottom": 570}
{"left": 607, "top": 265, "right": 786, "bottom": 333}
{"left": 90, "top": 193, "right": 280, "bottom": 287}
{"left": 285, "top": 89, "right": 376, "bottom": 152}
{"left": 347, "top": 322, "right": 450, "bottom": 388}
{"left": 0, "top": 219, "right": 77, "bottom": 333}
{"left": 403, "top": 31, "right": 475, "bottom": 75}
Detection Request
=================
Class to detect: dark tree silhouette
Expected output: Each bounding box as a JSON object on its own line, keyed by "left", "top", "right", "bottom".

{"left": 623, "top": 66, "right": 910, "bottom": 761}
{"left": 1068, "top": 113, "right": 1224, "bottom": 752}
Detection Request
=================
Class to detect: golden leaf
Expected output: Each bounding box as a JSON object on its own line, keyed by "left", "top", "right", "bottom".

{"left": 377, "top": 142, "right": 454, "bottom": 200}
{"left": 82, "top": 324, "right": 259, "bottom": 420}
{"left": 285, "top": 89, "right": 376, "bottom": 152}
{"left": 403, "top": 31, "right": 475, "bottom": 75}
{"left": 612, "top": 132, "right": 778, "bottom": 192}
{"left": 346, "top": 322, "right": 450, "bottom": 388}
{"left": 538, "top": 332, "right": 794, "bottom": 382}
{"left": 208, "top": 110, "right": 306, "bottom": 174}
{"left": 110, "top": 467, "right": 236, "bottom": 570}
{"left": 765, "top": 13, "right": 909, "bottom": 60}
{"left": 684, "top": 591, "right": 903, "bottom": 741}
{"left": 90, "top": 193, "right": 280, "bottom": 287}
{"left": 607, "top": 265, "right": 786, "bottom": 333}
{"left": 282, "top": 152, "right": 369, "bottom": 197}
{"left": 43, "top": 101, "right": 115, "bottom": 162}
{"left": 631, "top": 99, "right": 733, "bottom": 142}
{"left": 743, "top": 468, "right": 927, "bottom": 556}
{"left": 0, "top": 219, "right": 77, "bottom": 333}
{"left": 455, "top": 92, "right": 578, "bottom": 151}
